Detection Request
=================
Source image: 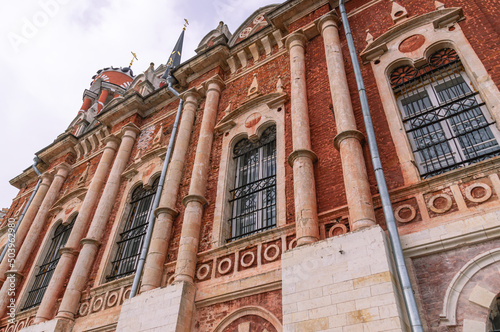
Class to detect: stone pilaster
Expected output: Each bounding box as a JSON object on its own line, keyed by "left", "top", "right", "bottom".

{"left": 318, "top": 13, "right": 376, "bottom": 231}
{"left": 285, "top": 31, "right": 320, "bottom": 246}
{"left": 0, "top": 164, "right": 70, "bottom": 318}
{"left": 0, "top": 174, "right": 52, "bottom": 284}
{"left": 34, "top": 136, "right": 120, "bottom": 323}
{"left": 141, "top": 90, "right": 201, "bottom": 292}
{"left": 55, "top": 124, "right": 140, "bottom": 322}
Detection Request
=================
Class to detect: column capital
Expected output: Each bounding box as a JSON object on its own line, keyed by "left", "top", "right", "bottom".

{"left": 180, "top": 88, "right": 202, "bottom": 109}
{"left": 182, "top": 194, "right": 208, "bottom": 207}
{"left": 120, "top": 123, "right": 141, "bottom": 139}
{"left": 4, "top": 270, "right": 23, "bottom": 281}
{"left": 103, "top": 135, "right": 121, "bottom": 150}
{"left": 55, "top": 162, "right": 72, "bottom": 177}
{"left": 40, "top": 172, "right": 54, "bottom": 183}
{"left": 333, "top": 129, "right": 365, "bottom": 150}
{"left": 80, "top": 237, "right": 101, "bottom": 247}
{"left": 59, "top": 247, "right": 79, "bottom": 256}
{"left": 316, "top": 12, "right": 341, "bottom": 35}
{"left": 288, "top": 148, "right": 318, "bottom": 167}
{"left": 154, "top": 206, "right": 179, "bottom": 218}
{"left": 285, "top": 31, "right": 308, "bottom": 50}
{"left": 203, "top": 75, "right": 225, "bottom": 94}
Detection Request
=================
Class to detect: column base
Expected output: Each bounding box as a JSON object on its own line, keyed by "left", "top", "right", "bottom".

{"left": 116, "top": 281, "right": 196, "bottom": 332}
{"left": 19, "top": 318, "right": 74, "bottom": 332}
{"left": 282, "top": 225, "right": 410, "bottom": 331}
{"left": 351, "top": 218, "right": 377, "bottom": 231}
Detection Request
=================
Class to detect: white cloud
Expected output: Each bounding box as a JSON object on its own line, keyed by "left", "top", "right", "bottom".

{"left": 0, "top": 0, "right": 282, "bottom": 209}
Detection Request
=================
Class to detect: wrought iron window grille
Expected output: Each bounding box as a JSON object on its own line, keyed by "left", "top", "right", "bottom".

{"left": 228, "top": 126, "right": 277, "bottom": 242}
{"left": 391, "top": 48, "right": 500, "bottom": 178}
{"left": 22, "top": 216, "right": 75, "bottom": 311}
{"left": 106, "top": 178, "right": 159, "bottom": 281}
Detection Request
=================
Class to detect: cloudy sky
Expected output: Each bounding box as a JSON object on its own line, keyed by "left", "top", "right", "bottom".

{"left": 0, "top": 0, "right": 280, "bottom": 209}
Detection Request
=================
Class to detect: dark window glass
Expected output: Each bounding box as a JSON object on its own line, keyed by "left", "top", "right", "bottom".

{"left": 229, "top": 125, "right": 277, "bottom": 241}
{"left": 391, "top": 48, "right": 500, "bottom": 178}
{"left": 22, "top": 216, "right": 75, "bottom": 310}
{"left": 106, "top": 178, "right": 159, "bottom": 281}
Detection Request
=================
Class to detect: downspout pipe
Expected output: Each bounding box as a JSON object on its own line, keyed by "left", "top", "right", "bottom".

{"left": 130, "top": 77, "right": 184, "bottom": 298}
{"left": 337, "top": 1, "right": 424, "bottom": 331}
{"left": 0, "top": 157, "right": 42, "bottom": 263}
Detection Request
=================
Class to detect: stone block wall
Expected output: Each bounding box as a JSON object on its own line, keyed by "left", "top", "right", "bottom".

{"left": 282, "top": 226, "right": 408, "bottom": 332}
{"left": 115, "top": 281, "right": 195, "bottom": 332}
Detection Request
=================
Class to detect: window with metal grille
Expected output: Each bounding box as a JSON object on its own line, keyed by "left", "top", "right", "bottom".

{"left": 390, "top": 48, "right": 500, "bottom": 178}
{"left": 22, "top": 216, "right": 75, "bottom": 311}
{"left": 106, "top": 178, "right": 159, "bottom": 281}
{"left": 228, "top": 125, "right": 277, "bottom": 242}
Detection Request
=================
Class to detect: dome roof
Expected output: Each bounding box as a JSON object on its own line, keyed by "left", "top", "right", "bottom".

{"left": 90, "top": 66, "right": 135, "bottom": 89}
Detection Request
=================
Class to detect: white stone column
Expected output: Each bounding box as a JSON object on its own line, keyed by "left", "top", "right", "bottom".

{"left": 174, "top": 77, "right": 224, "bottom": 284}
{"left": 55, "top": 124, "right": 140, "bottom": 322}
{"left": 285, "top": 31, "right": 320, "bottom": 246}
{"left": 0, "top": 164, "right": 70, "bottom": 318}
{"left": 318, "top": 13, "right": 376, "bottom": 231}
{"left": 141, "top": 90, "right": 201, "bottom": 292}
{"left": 0, "top": 174, "right": 52, "bottom": 284}
{"left": 34, "top": 136, "right": 120, "bottom": 323}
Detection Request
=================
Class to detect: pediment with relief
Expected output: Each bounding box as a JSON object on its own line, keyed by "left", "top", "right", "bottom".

{"left": 361, "top": 7, "right": 464, "bottom": 62}
{"left": 215, "top": 92, "right": 287, "bottom": 133}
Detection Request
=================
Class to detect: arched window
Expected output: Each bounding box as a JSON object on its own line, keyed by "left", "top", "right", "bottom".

{"left": 390, "top": 48, "right": 500, "bottom": 178}
{"left": 229, "top": 125, "right": 276, "bottom": 241}
{"left": 106, "top": 178, "right": 159, "bottom": 281}
{"left": 22, "top": 216, "right": 75, "bottom": 310}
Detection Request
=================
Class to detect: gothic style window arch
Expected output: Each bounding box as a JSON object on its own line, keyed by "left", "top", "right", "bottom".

{"left": 22, "top": 215, "right": 75, "bottom": 310}
{"left": 106, "top": 177, "right": 159, "bottom": 281}
{"left": 390, "top": 48, "right": 500, "bottom": 178}
{"left": 229, "top": 125, "right": 277, "bottom": 241}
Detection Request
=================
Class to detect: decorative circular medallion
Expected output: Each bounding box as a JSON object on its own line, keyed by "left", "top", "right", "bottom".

{"left": 394, "top": 204, "right": 417, "bottom": 223}
{"left": 465, "top": 183, "right": 492, "bottom": 203}
{"left": 428, "top": 193, "right": 453, "bottom": 213}
{"left": 122, "top": 288, "right": 131, "bottom": 302}
{"left": 218, "top": 257, "right": 233, "bottom": 275}
{"left": 288, "top": 238, "right": 297, "bottom": 250}
{"left": 240, "top": 252, "right": 256, "bottom": 267}
{"left": 398, "top": 34, "right": 425, "bottom": 53}
{"left": 196, "top": 263, "right": 211, "bottom": 280}
{"left": 78, "top": 302, "right": 90, "bottom": 316}
{"left": 328, "top": 224, "right": 348, "bottom": 237}
{"left": 263, "top": 244, "right": 280, "bottom": 262}
{"left": 106, "top": 291, "right": 119, "bottom": 308}
{"left": 92, "top": 296, "right": 104, "bottom": 312}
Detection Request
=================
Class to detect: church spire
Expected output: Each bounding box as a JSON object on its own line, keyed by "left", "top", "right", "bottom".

{"left": 161, "top": 20, "right": 188, "bottom": 80}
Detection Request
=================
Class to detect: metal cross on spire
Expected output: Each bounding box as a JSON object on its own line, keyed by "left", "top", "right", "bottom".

{"left": 130, "top": 51, "right": 138, "bottom": 67}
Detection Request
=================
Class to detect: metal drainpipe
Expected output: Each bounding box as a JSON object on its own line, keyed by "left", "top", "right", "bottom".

{"left": 129, "top": 77, "right": 184, "bottom": 298}
{"left": 0, "top": 157, "right": 43, "bottom": 263}
{"left": 337, "top": 1, "right": 423, "bottom": 331}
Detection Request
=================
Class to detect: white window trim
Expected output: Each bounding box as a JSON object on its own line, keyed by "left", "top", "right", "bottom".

{"left": 363, "top": 15, "right": 500, "bottom": 184}
{"left": 211, "top": 96, "right": 286, "bottom": 247}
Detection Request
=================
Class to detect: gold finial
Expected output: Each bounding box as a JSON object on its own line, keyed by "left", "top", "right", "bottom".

{"left": 130, "top": 51, "right": 138, "bottom": 67}
{"left": 183, "top": 19, "right": 189, "bottom": 30}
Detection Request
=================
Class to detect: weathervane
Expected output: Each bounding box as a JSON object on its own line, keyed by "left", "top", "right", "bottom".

{"left": 130, "top": 51, "right": 138, "bottom": 67}
{"left": 183, "top": 19, "right": 189, "bottom": 31}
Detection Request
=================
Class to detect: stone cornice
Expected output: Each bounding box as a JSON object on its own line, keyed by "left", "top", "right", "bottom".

{"left": 36, "top": 134, "right": 78, "bottom": 166}
{"left": 9, "top": 163, "right": 48, "bottom": 189}
{"left": 98, "top": 86, "right": 178, "bottom": 128}
{"left": 173, "top": 45, "right": 230, "bottom": 88}
{"left": 361, "top": 7, "right": 464, "bottom": 62}
{"left": 267, "top": 0, "right": 331, "bottom": 32}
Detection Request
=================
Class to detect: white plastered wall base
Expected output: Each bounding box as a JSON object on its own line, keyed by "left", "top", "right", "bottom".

{"left": 281, "top": 225, "right": 408, "bottom": 331}
{"left": 19, "top": 318, "right": 74, "bottom": 332}
{"left": 115, "top": 281, "right": 195, "bottom": 332}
